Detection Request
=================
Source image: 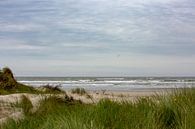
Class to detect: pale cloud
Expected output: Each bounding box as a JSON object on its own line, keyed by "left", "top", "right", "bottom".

{"left": 0, "top": 23, "right": 47, "bottom": 32}
{"left": 0, "top": 39, "right": 46, "bottom": 50}
{"left": 0, "top": 0, "right": 195, "bottom": 76}
{"left": 0, "top": 44, "right": 44, "bottom": 50}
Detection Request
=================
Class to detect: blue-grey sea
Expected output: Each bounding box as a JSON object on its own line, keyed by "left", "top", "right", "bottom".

{"left": 16, "top": 77, "right": 195, "bottom": 91}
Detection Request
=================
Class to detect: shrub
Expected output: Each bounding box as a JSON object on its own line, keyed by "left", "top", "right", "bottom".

{"left": 2, "top": 67, "right": 15, "bottom": 80}
{"left": 0, "top": 67, "right": 37, "bottom": 94}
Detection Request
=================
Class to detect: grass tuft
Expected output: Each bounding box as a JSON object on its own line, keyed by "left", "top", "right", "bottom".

{"left": 41, "top": 84, "right": 65, "bottom": 94}
{"left": 71, "top": 88, "right": 87, "bottom": 95}
{"left": 20, "top": 95, "right": 33, "bottom": 116}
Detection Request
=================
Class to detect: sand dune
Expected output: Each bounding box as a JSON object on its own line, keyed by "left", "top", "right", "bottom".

{"left": 0, "top": 90, "right": 168, "bottom": 124}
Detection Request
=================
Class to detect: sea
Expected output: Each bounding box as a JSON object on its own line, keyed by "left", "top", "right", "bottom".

{"left": 16, "top": 77, "right": 195, "bottom": 91}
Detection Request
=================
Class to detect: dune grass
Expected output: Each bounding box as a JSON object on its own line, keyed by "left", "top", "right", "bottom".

{"left": 71, "top": 88, "right": 87, "bottom": 95}
{"left": 1, "top": 88, "right": 195, "bottom": 129}
{"left": 38, "top": 84, "right": 66, "bottom": 94}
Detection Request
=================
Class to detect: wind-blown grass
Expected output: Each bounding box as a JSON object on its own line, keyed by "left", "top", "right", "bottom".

{"left": 2, "top": 88, "right": 195, "bottom": 129}
{"left": 38, "top": 84, "right": 65, "bottom": 94}
{"left": 71, "top": 88, "right": 87, "bottom": 95}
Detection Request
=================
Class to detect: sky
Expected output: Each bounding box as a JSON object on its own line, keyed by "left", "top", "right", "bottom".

{"left": 0, "top": 0, "right": 195, "bottom": 76}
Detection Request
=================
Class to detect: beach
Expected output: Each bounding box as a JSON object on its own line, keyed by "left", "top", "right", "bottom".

{"left": 0, "top": 69, "right": 194, "bottom": 128}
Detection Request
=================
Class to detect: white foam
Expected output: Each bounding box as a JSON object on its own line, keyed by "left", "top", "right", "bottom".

{"left": 18, "top": 78, "right": 195, "bottom": 91}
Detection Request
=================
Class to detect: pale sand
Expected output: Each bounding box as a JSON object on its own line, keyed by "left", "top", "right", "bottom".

{"left": 67, "top": 90, "right": 170, "bottom": 103}
{"left": 0, "top": 90, "right": 171, "bottom": 124}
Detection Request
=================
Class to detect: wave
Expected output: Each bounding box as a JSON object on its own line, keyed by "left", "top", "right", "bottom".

{"left": 19, "top": 80, "right": 195, "bottom": 84}
{"left": 17, "top": 77, "right": 195, "bottom": 91}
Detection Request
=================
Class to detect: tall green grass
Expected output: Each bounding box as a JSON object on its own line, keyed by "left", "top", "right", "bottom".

{"left": 2, "top": 88, "right": 195, "bottom": 129}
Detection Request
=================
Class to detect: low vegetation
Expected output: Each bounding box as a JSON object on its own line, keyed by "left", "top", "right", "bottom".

{"left": 0, "top": 67, "right": 36, "bottom": 94}
{"left": 1, "top": 88, "right": 195, "bottom": 129}
{"left": 39, "top": 84, "right": 65, "bottom": 94}
{"left": 20, "top": 95, "right": 33, "bottom": 115}
{"left": 71, "top": 88, "right": 87, "bottom": 95}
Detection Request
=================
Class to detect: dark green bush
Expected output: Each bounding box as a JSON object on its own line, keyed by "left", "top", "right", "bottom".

{"left": 0, "top": 67, "right": 37, "bottom": 94}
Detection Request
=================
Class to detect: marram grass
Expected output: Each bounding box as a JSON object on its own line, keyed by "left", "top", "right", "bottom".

{"left": 1, "top": 88, "right": 195, "bottom": 129}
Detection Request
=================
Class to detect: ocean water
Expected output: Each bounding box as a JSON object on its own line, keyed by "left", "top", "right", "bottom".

{"left": 16, "top": 77, "right": 195, "bottom": 91}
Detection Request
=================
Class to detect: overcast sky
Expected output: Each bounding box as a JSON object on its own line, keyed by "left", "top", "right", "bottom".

{"left": 0, "top": 0, "right": 195, "bottom": 76}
